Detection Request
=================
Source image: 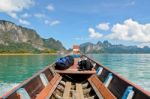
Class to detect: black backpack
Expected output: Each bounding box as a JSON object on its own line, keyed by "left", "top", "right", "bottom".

{"left": 78, "top": 59, "right": 93, "bottom": 70}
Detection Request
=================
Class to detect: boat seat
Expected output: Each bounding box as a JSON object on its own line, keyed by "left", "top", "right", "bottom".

{"left": 56, "top": 58, "right": 96, "bottom": 74}
{"left": 76, "top": 83, "right": 84, "bottom": 99}
{"left": 62, "top": 82, "right": 72, "bottom": 99}
{"left": 56, "top": 69, "right": 96, "bottom": 74}
{"left": 36, "top": 74, "right": 62, "bottom": 99}
{"left": 88, "top": 75, "right": 117, "bottom": 99}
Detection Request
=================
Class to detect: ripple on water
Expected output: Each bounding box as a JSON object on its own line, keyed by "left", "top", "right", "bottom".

{"left": 88, "top": 54, "right": 150, "bottom": 92}
{"left": 0, "top": 82, "right": 19, "bottom": 96}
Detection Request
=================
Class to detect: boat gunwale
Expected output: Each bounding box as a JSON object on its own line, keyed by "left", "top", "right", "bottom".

{"left": 1, "top": 63, "right": 55, "bottom": 98}
{"left": 1, "top": 55, "right": 150, "bottom": 98}
{"left": 83, "top": 55, "right": 150, "bottom": 97}
{"left": 36, "top": 74, "right": 62, "bottom": 99}
{"left": 88, "top": 75, "right": 117, "bottom": 99}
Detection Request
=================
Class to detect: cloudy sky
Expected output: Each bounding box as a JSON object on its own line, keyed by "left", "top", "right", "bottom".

{"left": 0, "top": 0, "right": 150, "bottom": 48}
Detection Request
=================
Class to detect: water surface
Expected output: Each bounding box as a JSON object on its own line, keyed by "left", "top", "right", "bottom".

{"left": 0, "top": 54, "right": 150, "bottom": 95}
{"left": 88, "top": 54, "right": 150, "bottom": 92}
{"left": 0, "top": 55, "right": 61, "bottom": 83}
{"left": 0, "top": 55, "right": 61, "bottom": 95}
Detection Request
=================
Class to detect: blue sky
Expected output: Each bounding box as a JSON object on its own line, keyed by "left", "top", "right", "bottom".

{"left": 0, "top": 0, "right": 150, "bottom": 49}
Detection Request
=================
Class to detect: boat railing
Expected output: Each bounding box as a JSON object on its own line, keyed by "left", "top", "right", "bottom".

{"left": 1, "top": 63, "right": 56, "bottom": 99}
{"left": 82, "top": 55, "right": 150, "bottom": 99}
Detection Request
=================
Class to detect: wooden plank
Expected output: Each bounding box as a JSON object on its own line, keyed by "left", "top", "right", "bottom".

{"left": 76, "top": 83, "right": 84, "bottom": 99}
{"left": 88, "top": 79, "right": 104, "bottom": 99}
{"left": 36, "top": 74, "right": 62, "bottom": 99}
{"left": 5, "top": 93, "right": 20, "bottom": 99}
{"left": 56, "top": 70, "right": 96, "bottom": 74}
{"left": 88, "top": 75, "right": 117, "bottom": 99}
{"left": 62, "top": 82, "right": 71, "bottom": 99}
{"left": 24, "top": 76, "right": 45, "bottom": 98}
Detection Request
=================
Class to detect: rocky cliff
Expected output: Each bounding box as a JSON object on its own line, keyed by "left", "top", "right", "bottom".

{"left": 0, "top": 20, "right": 65, "bottom": 53}
{"left": 80, "top": 41, "right": 150, "bottom": 53}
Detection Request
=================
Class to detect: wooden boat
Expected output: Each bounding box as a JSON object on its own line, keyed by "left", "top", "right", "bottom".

{"left": 1, "top": 46, "right": 150, "bottom": 99}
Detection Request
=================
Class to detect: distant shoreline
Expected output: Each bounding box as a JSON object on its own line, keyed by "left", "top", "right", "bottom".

{"left": 1, "top": 53, "right": 150, "bottom": 56}
{"left": 0, "top": 53, "right": 58, "bottom": 56}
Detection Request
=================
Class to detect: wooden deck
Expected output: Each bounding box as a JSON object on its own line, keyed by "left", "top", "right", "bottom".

{"left": 88, "top": 75, "right": 117, "bottom": 99}
{"left": 62, "top": 82, "right": 71, "bottom": 99}
{"left": 1, "top": 55, "right": 150, "bottom": 99}
{"left": 56, "top": 58, "right": 96, "bottom": 74}
{"left": 76, "top": 84, "right": 84, "bottom": 99}
{"left": 36, "top": 74, "right": 62, "bottom": 99}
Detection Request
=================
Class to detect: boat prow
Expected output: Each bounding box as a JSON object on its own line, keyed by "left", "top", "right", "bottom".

{"left": 1, "top": 54, "right": 150, "bottom": 99}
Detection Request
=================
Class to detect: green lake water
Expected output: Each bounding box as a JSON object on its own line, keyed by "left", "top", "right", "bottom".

{"left": 0, "top": 55, "right": 61, "bottom": 83}
{"left": 88, "top": 54, "right": 150, "bottom": 92}
{"left": 0, "top": 54, "right": 150, "bottom": 95}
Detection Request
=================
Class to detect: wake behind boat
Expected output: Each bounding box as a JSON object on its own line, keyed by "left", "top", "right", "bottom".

{"left": 0, "top": 45, "right": 150, "bottom": 99}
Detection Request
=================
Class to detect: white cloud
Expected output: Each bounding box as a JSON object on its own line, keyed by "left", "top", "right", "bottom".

{"left": 107, "top": 19, "right": 150, "bottom": 43}
{"left": 18, "top": 19, "right": 30, "bottom": 25}
{"left": 50, "top": 20, "right": 60, "bottom": 26}
{"left": 0, "top": 0, "right": 34, "bottom": 13}
{"left": 44, "top": 20, "right": 49, "bottom": 24}
{"left": 138, "top": 43, "right": 150, "bottom": 48}
{"left": 125, "top": 1, "right": 135, "bottom": 6}
{"left": 44, "top": 20, "right": 60, "bottom": 26}
{"left": 96, "top": 22, "right": 110, "bottom": 30}
{"left": 21, "top": 13, "right": 31, "bottom": 18}
{"left": 0, "top": 0, "right": 34, "bottom": 25}
{"left": 8, "top": 12, "right": 18, "bottom": 19}
{"left": 74, "top": 37, "right": 91, "bottom": 41}
{"left": 88, "top": 28, "right": 103, "bottom": 39}
{"left": 46, "top": 4, "right": 54, "bottom": 11}
{"left": 34, "top": 13, "right": 46, "bottom": 18}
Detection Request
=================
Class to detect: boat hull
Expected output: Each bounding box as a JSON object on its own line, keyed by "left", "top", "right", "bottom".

{"left": 0, "top": 55, "right": 150, "bottom": 99}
